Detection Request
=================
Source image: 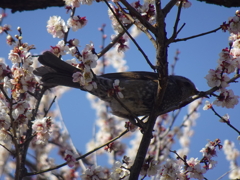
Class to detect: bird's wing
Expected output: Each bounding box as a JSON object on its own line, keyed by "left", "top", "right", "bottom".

{"left": 34, "top": 51, "right": 79, "bottom": 76}
{"left": 99, "top": 71, "right": 158, "bottom": 81}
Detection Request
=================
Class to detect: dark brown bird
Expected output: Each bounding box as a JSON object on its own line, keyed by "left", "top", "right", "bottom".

{"left": 34, "top": 52, "right": 198, "bottom": 125}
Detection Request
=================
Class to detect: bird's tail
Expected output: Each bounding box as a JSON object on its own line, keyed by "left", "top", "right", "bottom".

{"left": 33, "top": 51, "right": 82, "bottom": 89}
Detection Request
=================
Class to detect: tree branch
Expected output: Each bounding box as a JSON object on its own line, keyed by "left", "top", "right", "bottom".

{"left": 120, "top": 0, "right": 156, "bottom": 34}
{"left": 97, "top": 24, "right": 132, "bottom": 58}
{"left": 162, "top": 0, "right": 179, "bottom": 17}
{"left": 129, "top": 0, "right": 169, "bottom": 178}
{"left": 25, "top": 129, "right": 129, "bottom": 176}
{"left": 174, "top": 26, "right": 222, "bottom": 42}
{"left": 115, "top": 2, "right": 157, "bottom": 49}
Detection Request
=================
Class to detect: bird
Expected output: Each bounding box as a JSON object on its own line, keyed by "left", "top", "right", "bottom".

{"left": 34, "top": 51, "right": 198, "bottom": 126}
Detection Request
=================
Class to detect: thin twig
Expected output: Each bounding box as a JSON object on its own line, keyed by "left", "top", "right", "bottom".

{"left": 25, "top": 129, "right": 129, "bottom": 177}
{"left": 0, "top": 85, "right": 11, "bottom": 102}
{"left": 105, "top": 1, "right": 155, "bottom": 71}
{"left": 120, "top": 0, "right": 156, "bottom": 34}
{"left": 171, "top": 49, "right": 180, "bottom": 75}
{"left": 115, "top": 2, "right": 157, "bottom": 48}
{"left": 44, "top": 96, "right": 57, "bottom": 117}
{"left": 211, "top": 107, "right": 240, "bottom": 134}
{"left": 99, "top": 24, "right": 107, "bottom": 74}
{"left": 170, "top": 150, "right": 189, "bottom": 167}
{"left": 174, "top": 26, "right": 222, "bottom": 42}
{"left": 216, "top": 169, "right": 233, "bottom": 180}
{"left": 112, "top": 94, "right": 143, "bottom": 127}
{"left": 63, "top": 8, "right": 76, "bottom": 44}
{"left": 167, "top": 1, "right": 183, "bottom": 44}
{"left": 97, "top": 24, "right": 132, "bottom": 58}
{"left": 158, "top": 73, "right": 240, "bottom": 116}
{"left": 0, "top": 144, "right": 15, "bottom": 156}
{"left": 160, "top": 99, "right": 202, "bottom": 151}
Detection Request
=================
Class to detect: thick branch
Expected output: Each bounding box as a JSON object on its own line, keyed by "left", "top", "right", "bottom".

{"left": 129, "top": 0, "right": 168, "bottom": 179}
{"left": 162, "top": 0, "right": 179, "bottom": 17}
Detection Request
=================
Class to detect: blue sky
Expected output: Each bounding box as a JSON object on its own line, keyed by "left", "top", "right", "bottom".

{"left": 0, "top": 1, "right": 240, "bottom": 179}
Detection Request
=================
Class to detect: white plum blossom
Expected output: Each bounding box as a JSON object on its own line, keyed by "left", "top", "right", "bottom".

{"left": 131, "top": 2, "right": 156, "bottom": 23}
{"left": 108, "top": 4, "right": 131, "bottom": 33}
{"left": 47, "top": 16, "right": 68, "bottom": 38}
{"left": 228, "top": 14, "right": 240, "bottom": 34}
{"left": 0, "top": 61, "right": 9, "bottom": 80}
{"left": 140, "top": 160, "right": 160, "bottom": 177}
{"left": 110, "top": 161, "right": 130, "bottom": 180}
{"left": 213, "top": 89, "right": 239, "bottom": 108}
{"left": 219, "top": 113, "right": 230, "bottom": 123}
{"left": 0, "top": 24, "right": 11, "bottom": 34}
{"left": 80, "top": 0, "right": 94, "bottom": 5}
{"left": 223, "top": 140, "right": 240, "bottom": 179}
{"left": 66, "top": 39, "right": 80, "bottom": 56}
{"left": 72, "top": 71, "right": 82, "bottom": 83}
{"left": 187, "top": 158, "right": 206, "bottom": 180}
{"left": 67, "top": 16, "right": 87, "bottom": 32}
{"left": 81, "top": 43, "right": 98, "bottom": 68}
{"left": 50, "top": 40, "right": 69, "bottom": 57}
{"left": 81, "top": 165, "right": 108, "bottom": 180}
{"left": 82, "top": 67, "right": 94, "bottom": 84}
{"left": 231, "top": 39, "right": 240, "bottom": 57}
{"left": 82, "top": 53, "right": 97, "bottom": 68}
{"left": 200, "top": 142, "right": 217, "bottom": 159}
{"left": 66, "top": 58, "right": 78, "bottom": 65}
{"left": 8, "top": 50, "right": 21, "bottom": 63}
{"left": 0, "top": 129, "right": 11, "bottom": 142}
{"left": 64, "top": 0, "right": 94, "bottom": 6}
{"left": 69, "top": 38, "right": 80, "bottom": 47}
{"left": 9, "top": 65, "right": 38, "bottom": 99}
{"left": 63, "top": 0, "right": 80, "bottom": 7}
{"left": 113, "top": 79, "right": 124, "bottom": 98}
{"left": 217, "top": 48, "right": 236, "bottom": 74}
{"left": 205, "top": 68, "right": 230, "bottom": 88}
{"left": 64, "top": 150, "right": 77, "bottom": 167}
{"left": 32, "top": 117, "right": 52, "bottom": 145}
{"left": 0, "top": 111, "right": 10, "bottom": 130}
{"left": 223, "top": 140, "right": 239, "bottom": 161}
{"left": 72, "top": 68, "right": 97, "bottom": 91}
{"left": 203, "top": 100, "right": 212, "bottom": 110}
{"left": 158, "top": 159, "right": 181, "bottom": 180}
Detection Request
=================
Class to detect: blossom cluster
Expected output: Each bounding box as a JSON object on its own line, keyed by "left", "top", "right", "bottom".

{"left": 0, "top": 25, "right": 80, "bottom": 178}
{"left": 205, "top": 10, "right": 240, "bottom": 109}
{"left": 47, "top": 15, "right": 87, "bottom": 39}
{"left": 31, "top": 117, "right": 52, "bottom": 144}
{"left": 86, "top": 92, "right": 127, "bottom": 158}
{"left": 223, "top": 140, "right": 240, "bottom": 179}
{"left": 63, "top": 0, "right": 94, "bottom": 8}
{"left": 0, "top": 29, "right": 42, "bottom": 144}
{"left": 157, "top": 139, "right": 221, "bottom": 180}
{"left": 108, "top": 1, "right": 156, "bottom": 33}
{"left": 107, "top": 79, "right": 124, "bottom": 98}
{"left": 81, "top": 156, "right": 131, "bottom": 180}
{"left": 70, "top": 43, "right": 98, "bottom": 90}
{"left": 178, "top": 99, "right": 202, "bottom": 157}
